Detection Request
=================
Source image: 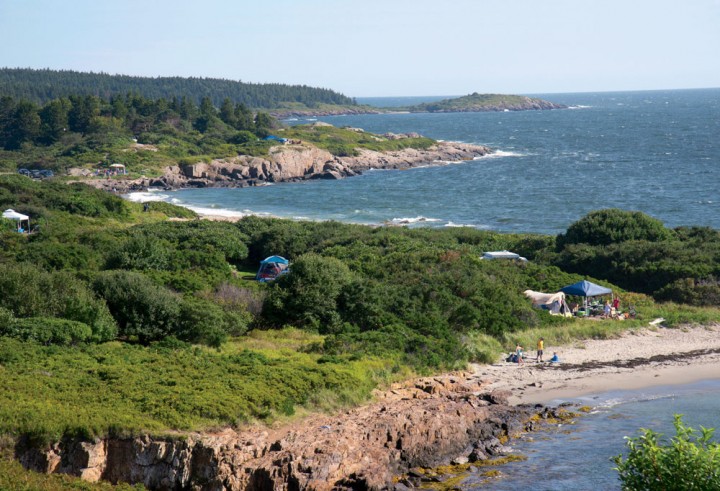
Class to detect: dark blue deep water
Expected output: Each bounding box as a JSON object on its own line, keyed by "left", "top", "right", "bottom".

{"left": 138, "top": 89, "right": 720, "bottom": 234}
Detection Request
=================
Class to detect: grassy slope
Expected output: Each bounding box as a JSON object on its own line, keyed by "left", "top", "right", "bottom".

{"left": 280, "top": 124, "right": 435, "bottom": 156}
{"left": 0, "top": 329, "right": 398, "bottom": 445}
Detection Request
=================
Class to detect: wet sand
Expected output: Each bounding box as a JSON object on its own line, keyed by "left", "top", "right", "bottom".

{"left": 476, "top": 325, "right": 720, "bottom": 405}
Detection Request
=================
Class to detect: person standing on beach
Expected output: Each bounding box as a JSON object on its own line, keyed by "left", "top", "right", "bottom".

{"left": 536, "top": 337, "right": 544, "bottom": 362}
{"left": 515, "top": 344, "right": 524, "bottom": 365}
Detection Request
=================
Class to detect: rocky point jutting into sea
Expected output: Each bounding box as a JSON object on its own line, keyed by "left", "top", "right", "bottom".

{"left": 17, "top": 371, "right": 554, "bottom": 490}
{"left": 80, "top": 137, "right": 491, "bottom": 194}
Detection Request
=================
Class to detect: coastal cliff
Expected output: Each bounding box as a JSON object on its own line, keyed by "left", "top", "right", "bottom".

{"left": 17, "top": 372, "right": 545, "bottom": 490}
{"left": 84, "top": 140, "right": 491, "bottom": 194}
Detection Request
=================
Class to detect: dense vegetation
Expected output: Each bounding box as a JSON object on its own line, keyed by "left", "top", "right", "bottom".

{"left": 403, "top": 93, "right": 566, "bottom": 112}
{"left": 614, "top": 415, "right": 720, "bottom": 490}
{"left": 0, "top": 91, "right": 283, "bottom": 174}
{"left": 0, "top": 91, "right": 439, "bottom": 174}
{"left": 550, "top": 209, "right": 720, "bottom": 306}
{"left": 0, "top": 176, "right": 718, "bottom": 453}
{"left": 0, "top": 68, "right": 356, "bottom": 108}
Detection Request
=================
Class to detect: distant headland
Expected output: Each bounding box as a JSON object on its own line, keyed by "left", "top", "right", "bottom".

{"left": 0, "top": 68, "right": 565, "bottom": 118}
{"left": 400, "top": 92, "right": 567, "bottom": 113}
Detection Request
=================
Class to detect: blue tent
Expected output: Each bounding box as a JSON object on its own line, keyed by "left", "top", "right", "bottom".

{"left": 256, "top": 256, "right": 290, "bottom": 282}
{"left": 560, "top": 280, "right": 612, "bottom": 297}
{"left": 264, "top": 135, "right": 288, "bottom": 143}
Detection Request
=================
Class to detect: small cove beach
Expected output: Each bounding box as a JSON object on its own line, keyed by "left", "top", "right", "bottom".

{"left": 478, "top": 324, "right": 720, "bottom": 405}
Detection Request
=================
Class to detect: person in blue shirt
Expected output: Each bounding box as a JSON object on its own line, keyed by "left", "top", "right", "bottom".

{"left": 550, "top": 352, "right": 560, "bottom": 363}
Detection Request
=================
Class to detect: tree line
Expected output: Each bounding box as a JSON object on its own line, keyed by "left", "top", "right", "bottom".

{"left": 0, "top": 92, "right": 278, "bottom": 151}
{"left": 0, "top": 68, "right": 356, "bottom": 108}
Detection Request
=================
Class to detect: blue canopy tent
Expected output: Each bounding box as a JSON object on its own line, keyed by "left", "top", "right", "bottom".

{"left": 560, "top": 280, "right": 613, "bottom": 314}
{"left": 256, "top": 255, "right": 290, "bottom": 282}
{"left": 560, "top": 280, "right": 612, "bottom": 297}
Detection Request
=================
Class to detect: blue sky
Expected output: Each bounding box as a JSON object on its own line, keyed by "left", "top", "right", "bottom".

{"left": 1, "top": 0, "right": 719, "bottom": 97}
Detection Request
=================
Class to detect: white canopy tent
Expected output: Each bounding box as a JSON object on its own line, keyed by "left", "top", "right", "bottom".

{"left": 523, "top": 290, "right": 572, "bottom": 317}
{"left": 481, "top": 250, "right": 528, "bottom": 262}
{"left": 2, "top": 209, "right": 30, "bottom": 232}
{"left": 109, "top": 163, "right": 127, "bottom": 174}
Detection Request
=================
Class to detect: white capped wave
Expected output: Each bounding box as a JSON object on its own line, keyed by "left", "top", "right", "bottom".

{"left": 391, "top": 216, "right": 442, "bottom": 225}
{"left": 568, "top": 105, "right": 592, "bottom": 109}
{"left": 185, "top": 206, "right": 249, "bottom": 218}
{"left": 444, "top": 221, "right": 475, "bottom": 228}
{"left": 125, "top": 191, "right": 170, "bottom": 202}
{"left": 476, "top": 150, "right": 527, "bottom": 159}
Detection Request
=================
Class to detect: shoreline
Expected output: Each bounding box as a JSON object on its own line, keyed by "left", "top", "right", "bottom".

{"left": 476, "top": 324, "right": 720, "bottom": 406}
{"left": 82, "top": 140, "right": 492, "bottom": 195}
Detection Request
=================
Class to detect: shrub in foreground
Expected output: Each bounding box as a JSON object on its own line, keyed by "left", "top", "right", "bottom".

{"left": 613, "top": 415, "right": 720, "bottom": 490}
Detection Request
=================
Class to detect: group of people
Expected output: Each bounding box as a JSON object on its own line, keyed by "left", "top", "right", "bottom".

{"left": 511, "top": 337, "right": 559, "bottom": 364}
{"left": 603, "top": 296, "right": 621, "bottom": 318}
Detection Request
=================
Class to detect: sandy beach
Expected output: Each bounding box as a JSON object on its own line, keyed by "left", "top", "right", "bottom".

{"left": 477, "top": 324, "right": 720, "bottom": 405}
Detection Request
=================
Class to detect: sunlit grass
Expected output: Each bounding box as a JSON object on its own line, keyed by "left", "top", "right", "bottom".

{"left": 0, "top": 329, "right": 401, "bottom": 445}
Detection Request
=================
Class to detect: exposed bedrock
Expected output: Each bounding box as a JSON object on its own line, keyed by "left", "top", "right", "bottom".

{"left": 83, "top": 141, "right": 492, "bottom": 194}
{"left": 16, "top": 373, "right": 541, "bottom": 490}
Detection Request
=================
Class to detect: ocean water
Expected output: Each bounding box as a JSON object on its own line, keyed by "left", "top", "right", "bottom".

{"left": 142, "top": 88, "right": 720, "bottom": 234}
{"left": 468, "top": 380, "right": 720, "bottom": 490}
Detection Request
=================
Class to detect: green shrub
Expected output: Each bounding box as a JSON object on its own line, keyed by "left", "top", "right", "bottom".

{"left": 177, "top": 297, "right": 229, "bottom": 347}
{"left": 558, "top": 209, "right": 672, "bottom": 247}
{"left": 655, "top": 278, "right": 720, "bottom": 307}
{"left": 93, "top": 270, "right": 179, "bottom": 344}
{"left": 3, "top": 317, "right": 92, "bottom": 345}
{"left": 107, "top": 235, "right": 172, "bottom": 270}
{"left": 143, "top": 200, "right": 197, "bottom": 219}
{"left": 0, "top": 307, "right": 15, "bottom": 331}
{"left": 613, "top": 415, "right": 720, "bottom": 490}
{"left": 264, "top": 253, "right": 353, "bottom": 332}
{"left": 0, "top": 263, "right": 117, "bottom": 342}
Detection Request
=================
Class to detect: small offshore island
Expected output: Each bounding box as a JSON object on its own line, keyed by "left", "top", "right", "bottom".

{"left": 400, "top": 92, "right": 567, "bottom": 113}
{"left": 0, "top": 69, "right": 719, "bottom": 490}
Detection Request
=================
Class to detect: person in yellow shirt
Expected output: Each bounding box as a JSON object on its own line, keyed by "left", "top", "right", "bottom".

{"left": 536, "top": 337, "right": 544, "bottom": 362}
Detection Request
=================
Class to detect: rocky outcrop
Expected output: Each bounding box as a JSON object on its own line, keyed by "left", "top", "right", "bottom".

{"left": 16, "top": 372, "right": 543, "bottom": 490}
{"left": 80, "top": 140, "right": 491, "bottom": 194}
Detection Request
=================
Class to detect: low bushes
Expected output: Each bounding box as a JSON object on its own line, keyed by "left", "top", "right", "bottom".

{"left": 2, "top": 317, "right": 92, "bottom": 345}
{"left": 0, "top": 332, "right": 384, "bottom": 444}
{"left": 614, "top": 415, "right": 720, "bottom": 490}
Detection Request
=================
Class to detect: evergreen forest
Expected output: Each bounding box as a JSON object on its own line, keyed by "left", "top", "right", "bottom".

{"left": 0, "top": 92, "right": 281, "bottom": 173}
{"left": 0, "top": 68, "right": 356, "bottom": 108}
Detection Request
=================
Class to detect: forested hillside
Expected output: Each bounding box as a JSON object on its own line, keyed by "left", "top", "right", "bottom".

{"left": 0, "top": 68, "right": 357, "bottom": 108}
{"left": 0, "top": 92, "right": 280, "bottom": 173}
